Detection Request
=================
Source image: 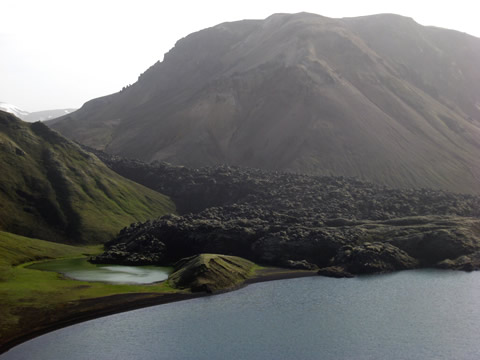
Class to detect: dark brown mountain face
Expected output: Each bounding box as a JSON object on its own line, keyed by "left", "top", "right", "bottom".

{"left": 49, "top": 13, "right": 480, "bottom": 193}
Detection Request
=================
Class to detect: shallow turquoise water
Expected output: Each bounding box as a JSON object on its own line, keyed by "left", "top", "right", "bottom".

{"left": 3, "top": 269, "right": 480, "bottom": 359}
{"left": 28, "top": 258, "right": 172, "bottom": 284}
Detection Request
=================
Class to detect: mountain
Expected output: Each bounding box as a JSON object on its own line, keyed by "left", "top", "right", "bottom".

{"left": 49, "top": 13, "right": 480, "bottom": 194}
{"left": 0, "top": 102, "right": 76, "bottom": 122}
{"left": 0, "top": 110, "right": 175, "bottom": 244}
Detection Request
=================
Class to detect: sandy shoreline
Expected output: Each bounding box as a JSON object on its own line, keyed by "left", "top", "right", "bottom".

{"left": 0, "top": 268, "right": 317, "bottom": 355}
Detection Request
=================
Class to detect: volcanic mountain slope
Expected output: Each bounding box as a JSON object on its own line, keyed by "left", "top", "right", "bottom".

{"left": 50, "top": 12, "right": 480, "bottom": 193}
{"left": 0, "top": 111, "right": 174, "bottom": 244}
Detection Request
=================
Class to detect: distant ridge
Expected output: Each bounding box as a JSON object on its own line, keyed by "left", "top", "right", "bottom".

{"left": 49, "top": 12, "right": 480, "bottom": 194}
{"left": 0, "top": 102, "right": 76, "bottom": 122}
{"left": 0, "top": 103, "right": 29, "bottom": 120}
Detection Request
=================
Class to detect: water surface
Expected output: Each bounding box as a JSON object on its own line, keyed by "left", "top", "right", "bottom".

{"left": 3, "top": 269, "right": 480, "bottom": 360}
{"left": 29, "top": 258, "right": 171, "bottom": 284}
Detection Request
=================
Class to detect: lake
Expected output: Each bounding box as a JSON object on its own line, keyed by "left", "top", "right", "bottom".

{"left": 2, "top": 269, "right": 480, "bottom": 359}
{"left": 28, "top": 258, "right": 172, "bottom": 284}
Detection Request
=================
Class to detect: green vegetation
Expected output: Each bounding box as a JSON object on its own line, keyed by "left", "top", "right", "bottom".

{"left": 28, "top": 257, "right": 173, "bottom": 284}
{"left": 0, "top": 231, "right": 177, "bottom": 348}
{"left": 0, "top": 111, "right": 175, "bottom": 244}
{"left": 0, "top": 231, "right": 94, "bottom": 269}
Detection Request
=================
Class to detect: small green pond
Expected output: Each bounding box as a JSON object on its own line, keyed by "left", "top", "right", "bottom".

{"left": 29, "top": 258, "right": 172, "bottom": 284}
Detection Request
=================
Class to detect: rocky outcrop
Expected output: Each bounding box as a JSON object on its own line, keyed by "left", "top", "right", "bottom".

{"left": 436, "top": 252, "right": 480, "bottom": 271}
{"left": 90, "top": 233, "right": 166, "bottom": 265}
{"left": 168, "top": 254, "right": 256, "bottom": 293}
{"left": 331, "top": 242, "right": 419, "bottom": 274}
{"left": 390, "top": 228, "right": 479, "bottom": 265}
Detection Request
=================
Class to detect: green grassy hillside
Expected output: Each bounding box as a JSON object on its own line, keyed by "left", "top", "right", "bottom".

{"left": 0, "top": 231, "right": 177, "bottom": 350}
{"left": 0, "top": 231, "right": 92, "bottom": 273}
{"left": 0, "top": 111, "right": 175, "bottom": 244}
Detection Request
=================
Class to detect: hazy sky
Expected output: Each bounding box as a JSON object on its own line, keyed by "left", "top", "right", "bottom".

{"left": 1, "top": 0, "right": 479, "bottom": 112}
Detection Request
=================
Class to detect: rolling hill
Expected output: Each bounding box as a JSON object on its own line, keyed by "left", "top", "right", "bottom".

{"left": 0, "top": 110, "right": 175, "bottom": 244}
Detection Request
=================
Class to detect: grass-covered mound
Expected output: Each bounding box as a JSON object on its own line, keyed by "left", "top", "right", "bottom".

{"left": 168, "top": 254, "right": 257, "bottom": 292}
{"left": 0, "top": 111, "right": 175, "bottom": 244}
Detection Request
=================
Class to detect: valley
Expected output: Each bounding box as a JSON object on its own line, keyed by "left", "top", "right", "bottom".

{"left": 2, "top": 10, "right": 480, "bottom": 359}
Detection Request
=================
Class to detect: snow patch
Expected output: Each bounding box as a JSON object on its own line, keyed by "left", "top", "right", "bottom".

{"left": 0, "top": 102, "right": 30, "bottom": 119}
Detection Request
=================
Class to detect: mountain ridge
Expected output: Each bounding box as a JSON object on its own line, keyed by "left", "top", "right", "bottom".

{"left": 0, "top": 102, "right": 76, "bottom": 122}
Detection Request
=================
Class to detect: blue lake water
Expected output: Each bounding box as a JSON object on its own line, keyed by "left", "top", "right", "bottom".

{"left": 3, "top": 269, "right": 480, "bottom": 360}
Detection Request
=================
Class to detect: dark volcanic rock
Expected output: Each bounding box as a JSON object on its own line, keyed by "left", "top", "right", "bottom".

{"left": 436, "top": 252, "right": 480, "bottom": 271}
{"left": 92, "top": 150, "right": 480, "bottom": 217}
{"left": 89, "top": 154, "right": 480, "bottom": 274}
{"left": 390, "top": 228, "right": 479, "bottom": 265}
{"left": 90, "top": 232, "right": 166, "bottom": 265}
{"left": 332, "top": 242, "right": 419, "bottom": 274}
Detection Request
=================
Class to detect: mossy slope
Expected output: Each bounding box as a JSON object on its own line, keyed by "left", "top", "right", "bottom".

{"left": 0, "top": 111, "right": 175, "bottom": 244}
{"left": 168, "top": 254, "right": 256, "bottom": 292}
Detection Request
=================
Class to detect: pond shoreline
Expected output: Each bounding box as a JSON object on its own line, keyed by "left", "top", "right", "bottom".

{"left": 0, "top": 268, "right": 317, "bottom": 355}
{"left": 28, "top": 258, "right": 173, "bottom": 284}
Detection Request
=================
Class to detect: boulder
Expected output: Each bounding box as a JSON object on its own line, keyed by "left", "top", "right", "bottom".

{"left": 436, "top": 252, "right": 480, "bottom": 271}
